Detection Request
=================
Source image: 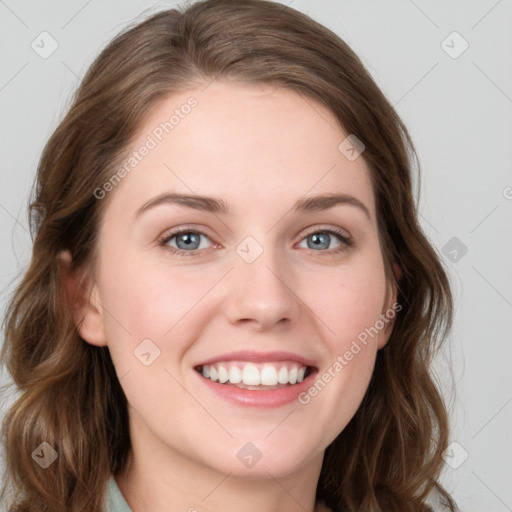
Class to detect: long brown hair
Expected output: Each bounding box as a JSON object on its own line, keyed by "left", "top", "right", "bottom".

{"left": 0, "top": 1, "right": 458, "bottom": 510}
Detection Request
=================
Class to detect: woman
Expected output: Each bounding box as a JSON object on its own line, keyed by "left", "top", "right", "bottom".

{"left": 0, "top": 1, "right": 458, "bottom": 510}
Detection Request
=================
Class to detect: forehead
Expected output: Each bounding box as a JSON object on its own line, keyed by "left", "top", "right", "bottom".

{"left": 104, "top": 80, "right": 375, "bottom": 221}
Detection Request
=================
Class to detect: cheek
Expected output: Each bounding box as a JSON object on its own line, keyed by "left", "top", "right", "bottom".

{"left": 305, "top": 259, "right": 388, "bottom": 346}
{"left": 298, "top": 255, "right": 387, "bottom": 413}
{"left": 97, "top": 257, "right": 221, "bottom": 363}
{"left": 101, "top": 244, "right": 205, "bottom": 323}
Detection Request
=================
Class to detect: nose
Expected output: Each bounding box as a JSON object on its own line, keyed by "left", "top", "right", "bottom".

{"left": 223, "top": 241, "right": 301, "bottom": 331}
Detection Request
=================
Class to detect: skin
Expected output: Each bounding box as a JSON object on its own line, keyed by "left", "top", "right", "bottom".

{"left": 65, "top": 80, "right": 397, "bottom": 512}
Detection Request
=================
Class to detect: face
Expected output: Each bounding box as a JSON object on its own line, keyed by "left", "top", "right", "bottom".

{"left": 76, "top": 81, "right": 396, "bottom": 479}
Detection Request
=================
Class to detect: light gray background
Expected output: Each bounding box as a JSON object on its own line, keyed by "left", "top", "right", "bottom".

{"left": 1, "top": 1, "right": 511, "bottom": 511}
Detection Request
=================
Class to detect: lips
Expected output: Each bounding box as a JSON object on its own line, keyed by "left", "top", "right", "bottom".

{"left": 195, "top": 350, "right": 316, "bottom": 368}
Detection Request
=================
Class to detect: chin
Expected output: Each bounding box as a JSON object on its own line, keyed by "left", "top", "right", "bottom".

{"left": 196, "top": 436, "right": 322, "bottom": 479}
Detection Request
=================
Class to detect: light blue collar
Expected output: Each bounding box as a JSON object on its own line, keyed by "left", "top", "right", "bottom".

{"left": 105, "top": 475, "right": 132, "bottom": 512}
{"left": 105, "top": 475, "right": 332, "bottom": 511}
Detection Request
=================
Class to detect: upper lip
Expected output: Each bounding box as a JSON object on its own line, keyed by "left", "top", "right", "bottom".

{"left": 195, "top": 350, "right": 317, "bottom": 368}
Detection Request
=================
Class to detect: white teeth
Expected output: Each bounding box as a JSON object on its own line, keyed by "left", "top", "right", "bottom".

{"left": 199, "top": 362, "right": 309, "bottom": 386}
{"left": 260, "top": 365, "right": 278, "bottom": 386}
{"left": 228, "top": 365, "right": 242, "bottom": 384}
{"left": 242, "top": 363, "right": 260, "bottom": 385}
{"left": 277, "top": 366, "right": 288, "bottom": 384}
{"left": 218, "top": 365, "right": 229, "bottom": 383}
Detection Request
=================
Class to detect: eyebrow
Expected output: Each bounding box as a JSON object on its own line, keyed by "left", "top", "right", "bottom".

{"left": 135, "top": 192, "right": 371, "bottom": 220}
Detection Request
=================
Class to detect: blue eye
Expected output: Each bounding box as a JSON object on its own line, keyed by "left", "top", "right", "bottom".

{"left": 298, "top": 230, "right": 350, "bottom": 252}
{"left": 159, "top": 227, "right": 353, "bottom": 256}
{"left": 160, "top": 229, "right": 213, "bottom": 254}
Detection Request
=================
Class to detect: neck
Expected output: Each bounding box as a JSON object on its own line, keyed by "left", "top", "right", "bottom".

{"left": 115, "top": 409, "right": 326, "bottom": 512}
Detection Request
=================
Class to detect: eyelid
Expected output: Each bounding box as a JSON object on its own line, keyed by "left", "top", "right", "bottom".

{"left": 298, "top": 224, "right": 352, "bottom": 241}
{"left": 159, "top": 224, "right": 214, "bottom": 240}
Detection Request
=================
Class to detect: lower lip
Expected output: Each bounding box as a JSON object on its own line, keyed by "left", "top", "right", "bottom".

{"left": 195, "top": 369, "right": 317, "bottom": 408}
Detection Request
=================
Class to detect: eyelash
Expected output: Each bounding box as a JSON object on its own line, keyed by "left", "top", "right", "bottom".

{"left": 158, "top": 225, "right": 354, "bottom": 257}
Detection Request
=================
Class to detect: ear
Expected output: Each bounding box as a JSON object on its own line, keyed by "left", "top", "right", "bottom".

{"left": 377, "top": 262, "right": 401, "bottom": 350}
{"left": 393, "top": 262, "right": 402, "bottom": 282}
{"left": 58, "top": 250, "right": 108, "bottom": 347}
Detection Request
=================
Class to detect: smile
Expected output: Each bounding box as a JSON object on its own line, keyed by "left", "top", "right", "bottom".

{"left": 195, "top": 361, "right": 311, "bottom": 389}
{"left": 193, "top": 350, "right": 318, "bottom": 407}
